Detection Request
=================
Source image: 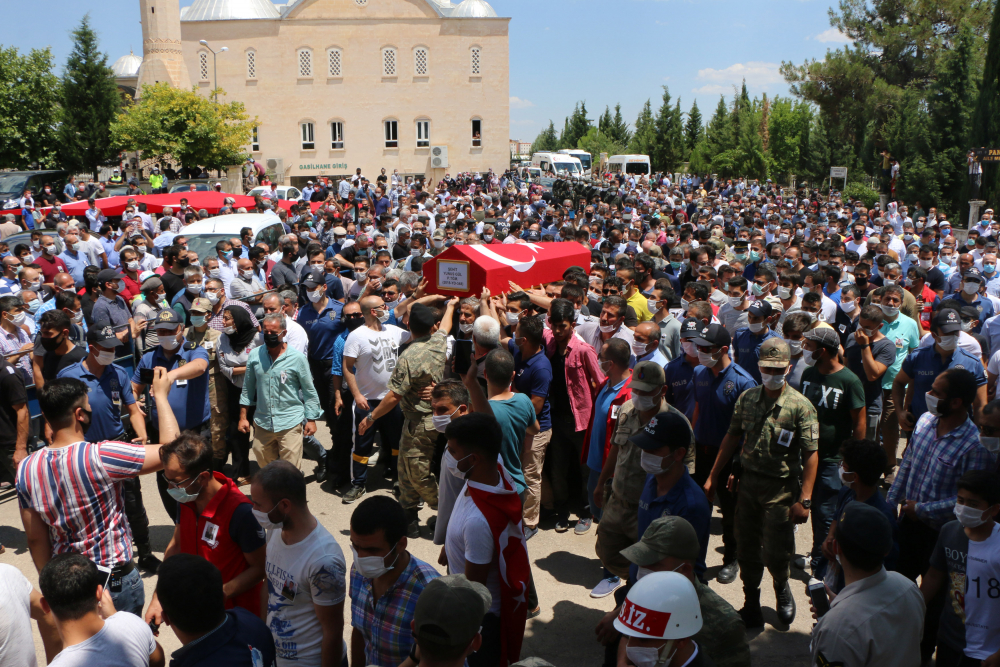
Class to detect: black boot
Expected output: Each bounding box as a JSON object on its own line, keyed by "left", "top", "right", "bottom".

{"left": 136, "top": 544, "right": 162, "bottom": 574}
{"left": 405, "top": 508, "right": 421, "bottom": 538}
{"left": 739, "top": 588, "right": 764, "bottom": 629}
{"left": 716, "top": 560, "right": 739, "bottom": 584}
{"left": 775, "top": 581, "right": 796, "bottom": 625}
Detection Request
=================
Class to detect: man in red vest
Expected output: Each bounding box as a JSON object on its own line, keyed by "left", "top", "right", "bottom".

{"left": 143, "top": 433, "right": 267, "bottom": 630}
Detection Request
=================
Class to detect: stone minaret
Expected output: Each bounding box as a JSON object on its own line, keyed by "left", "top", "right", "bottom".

{"left": 135, "top": 0, "right": 191, "bottom": 96}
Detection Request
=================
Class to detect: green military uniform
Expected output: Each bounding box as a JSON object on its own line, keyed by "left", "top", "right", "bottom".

{"left": 728, "top": 383, "right": 818, "bottom": 591}
{"left": 387, "top": 331, "right": 448, "bottom": 511}
{"left": 694, "top": 578, "right": 751, "bottom": 667}
{"left": 185, "top": 326, "right": 227, "bottom": 465}
{"left": 596, "top": 398, "right": 694, "bottom": 578}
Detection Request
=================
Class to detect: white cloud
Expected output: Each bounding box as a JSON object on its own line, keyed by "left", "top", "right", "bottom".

{"left": 696, "top": 61, "right": 784, "bottom": 89}
{"left": 691, "top": 84, "right": 732, "bottom": 96}
{"left": 509, "top": 96, "right": 534, "bottom": 109}
{"left": 813, "top": 27, "right": 852, "bottom": 43}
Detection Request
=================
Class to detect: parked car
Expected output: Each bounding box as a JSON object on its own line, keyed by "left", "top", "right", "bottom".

{"left": 169, "top": 180, "right": 212, "bottom": 193}
{"left": 0, "top": 170, "right": 70, "bottom": 204}
{"left": 180, "top": 213, "right": 286, "bottom": 260}
{"left": 247, "top": 185, "right": 302, "bottom": 201}
{"left": 2, "top": 230, "right": 64, "bottom": 256}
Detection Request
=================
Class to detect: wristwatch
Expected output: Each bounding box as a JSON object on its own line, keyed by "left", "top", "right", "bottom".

{"left": 799, "top": 498, "right": 812, "bottom": 510}
{"left": 365, "top": 414, "right": 375, "bottom": 424}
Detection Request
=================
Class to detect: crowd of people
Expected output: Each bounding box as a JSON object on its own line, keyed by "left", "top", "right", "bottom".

{"left": 1, "top": 166, "right": 999, "bottom": 667}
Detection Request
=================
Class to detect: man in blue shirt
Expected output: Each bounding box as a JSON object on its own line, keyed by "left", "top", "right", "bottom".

{"left": 329, "top": 301, "right": 365, "bottom": 488}
{"left": 630, "top": 409, "right": 710, "bottom": 581}
{"left": 943, "top": 268, "right": 994, "bottom": 333}
{"left": 58, "top": 231, "right": 92, "bottom": 289}
{"left": 732, "top": 300, "right": 781, "bottom": 384}
{"left": 663, "top": 318, "right": 701, "bottom": 422}
{"left": 690, "top": 322, "right": 758, "bottom": 584}
{"left": 296, "top": 268, "right": 345, "bottom": 449}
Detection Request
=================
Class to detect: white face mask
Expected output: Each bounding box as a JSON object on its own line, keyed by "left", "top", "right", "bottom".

{"left": 937, "top": 334, "right": 958, "bottom": 351}
{"left": 432, "top": 407, "right": 459, "bottom": 433}
{"left": 506, "top": 311, "right": 520, "bottom": 326}
{"left": 223, "top": 325, "right": 237, "bottom": 335}
{"left": 840, "top": 299, "right": 856, "bottom": 313}
{"left": 631, "top": 340, "right": 650, "bottom": 357}
{"left": 640, "top": 450, "right": 673, "bottom": 475}
{"left": 632, "top": 393, "right": 658, "bottom": 412}
{"left": 761, "top": 370, "right": 787, "bottom": 390}
{"left": 158, "top": 334, "right": 181, "bottom": 350}
{"left": 186, "top": 282, "right": 203, "bottom": 294}
{"left": 681, "top": 341, "right": 698, "bottom": 358}
{"left": 802, "top": 349, "right": 818, "bottom": 367}
{"left": 728, "top": 295, "right": 744, "bottom": 308}
{"left": 918, "top": 259, "right": 932, "bottom": 269}
{"left": 626, "top": 641, "right": 676, "bottom": 667}
{"left": 680, "top": 297, "right": 690, "bottom": 311}
{"left": 837, "top": 462, "right": 855, "bottom": 486}
{"left": 925, "top": 391, "right": 942, "bottom": 417}
{"left": 784, "top": 338, "right": 802, "bottom": 356}
{"left": 443, "top": 449, "right": 474, "bottom": 478}
{"left": 953, "top": 504, "right": 991, "bottom": 529}
{"left": 979, "top": 434, "right": 1000, "bottom": 452}
{"left": 880, "top": 304, "right": 899, "bottom": 318}
{"left": 748, "top": 321, "right": 764, "bottom": 333}
{"left": 206, "top": 292, "right": 220, "bottom": 305}
{"left": 963, "top": 282, "right": 980, "bottom": 295}
{"left": 252, "top": 506, "right": 283, "bottom": 531}
{"left": 599, "top": 324, "right": 617, "bottom": 333}
{"left": 136, "top": 245, "right": 146, "bottom": 255}
{"left": 307, "top": 288, "right": 324, "bottom": 303}
{"left": 778, "top": 286, "right": 793, "bottom": 300}
{"left": 376, "top": 309, "right": 391, "bottom": 324}
{"left": 351, "top": 545, "right": 398, "bottom": 579}
{"left": 647, "top": 298, "right": 660, "bottom": 313}
{"left": 240, "top": 269, "right": 254, "bottom": 280}
{"left": 696, "top": 349, "right": 719, "bottom": 367}
{"left": 95, "top": 349, "right": 116, "bottom": 366}
{"left": 459, "top": 322, "right": 473, "bottom": 334}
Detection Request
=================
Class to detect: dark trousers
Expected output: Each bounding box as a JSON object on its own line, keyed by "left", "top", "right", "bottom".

{"left": 351, "top": 399, "right": 402, "bottom": 486}
{"left": 328, "top": 386, "right": 354, "bottom": 486}
{"left": 225, "top": 380, "right": 254, "bottom": 481}
{"left": 810, "top": 460, "right": 843, "bottom": 570}
{"left": 936, "top": 642, "right": 981, "bottom": 667}
{"left": 548, "top": 416, "right": 587, "bottom": 520}
{"left": 121, "top": 477, "right": 150, "bottom": 549}
{"left": 309, "top": 358, "right": 336, "bottom": 442}
{"left": 897, "top": 515, "right": 942, "bottom": 662}
{"left": 467, "top": 612, "right": 502, "bottom": 667}
{"left": 693, "top": 444, "right": 737, "bottom": 562}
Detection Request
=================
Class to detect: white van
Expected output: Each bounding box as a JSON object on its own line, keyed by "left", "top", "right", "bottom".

{"left": 607, "top": 154, "right": 651, "bottom": 177}
{"left": 531, "top": 152, "right": 584, "bottom": 179}
{"left": 557, "top": 149, "right": 593, "bottom": 174}
{"left": 181, "top": 213, "right": 286, "bottom": 260}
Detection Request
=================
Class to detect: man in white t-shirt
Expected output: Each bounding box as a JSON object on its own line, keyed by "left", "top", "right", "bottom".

{"left": 251, "top": 461, "right": 347, "bottom": 667}
{"left": 341, "top": 294, "right": 411, "bottom": 503}
{"left": 38, "top": 554, "right": 163, "bottom": 667}
{"left": 0, "top": 563, "right": 59, "bottom": 666}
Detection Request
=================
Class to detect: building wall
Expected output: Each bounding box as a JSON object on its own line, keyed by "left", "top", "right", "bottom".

{"left": 178, "top": 0, "right": 509, "bottom": 184}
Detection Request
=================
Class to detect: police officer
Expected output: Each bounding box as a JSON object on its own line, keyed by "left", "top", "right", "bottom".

{"left": 359, "top": 303, "right": 449, "bottom": 536}
{"left": 132, "top": 309, "right": 211, "bottom": 521}
{"left": 662, "top": 318, "right": 701, "bottom": 423}
{"left": 731, "top": 300, "right": 781, "bottom": 384}
{"left": 690, "top": 323, "right": 757, "bottom": 585}
{"left": 296, "top": 268, "right": 345, "bottom": 469}
{"left": 894, "top": 309, "right": 987, "bottom": 431}
{"left": 704, "top": 338, "right": 819, "bottom": 628}
{"left": 56, "top": 320, "right": 160, "bottom": 572}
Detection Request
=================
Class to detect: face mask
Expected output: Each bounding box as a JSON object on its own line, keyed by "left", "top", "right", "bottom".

{"left": 647, "top": 298, "right": 660, "bottom": 313}
{"left": 669, "top": 261, "right": 681, "bottom": 270}
{"left": 432, "top": 407, "right": 460, "bottom": 433}
{"left": 778, "top": 286, "right": 793, "bottom": 300}
{"left": 963, "top": 282, "right": 980, "bottom": 295}
{"left": 376, "top": 309, "right": 391, "bottom": 324}
{"left": 307, "top": 288, "right": 324, "bottom": 303}
{"left": 697, "top": 349, "right": 719, "bottom": 367}
{"left": 841, "top": 299, "right": 856, "bottom": 313}
{"left": 186, "top": 282, "right": 203, "bottom": 294}
{"left": 728, "top": 295, "right": 744, "bottom": 307}
{"left": 802, "top": 349, "right": 818, "bottom": 367}
{"left": 761, "top": 370, "right": 786, "bottom": 390}
{"left": 91, "top": 348, "right": 116, "bottom": 366}
{"left": 444, "top": 449, "right": 475, "bottom": 477}
{"left": 136, "top": 245, "right": 146, "bottom": 255}
{"left": 925, "top": 391, "right": 943, "bottom": 417}
{"left": 40, "top": 335, "right": 64, "bottom": 352}
{"left": 937, "top": 334, "right": 958, "bottom": 351}
{"left": 749, "top": 250, "right": 761, "bottom": 262}
{"left": 880, "top": 304, "right": 899, "bottom": 318}
{"left": 679, "top": 341, "right": 697, "bottom": 358}
{"left": 252, "top": 505, "right": 285, "bottom": 531}
{"left": 640, "top": 450, "right": 673, "bottom": 475}
{"left": 979, "top": 433, "right": 1000, "bottom": 452}
{"left": 158, "top": 333, "right": 181, "bottom": 350}
{"left": 748, "top": 321, "right": 764, "bottom": 333}
{"left": 263, "top": 332, "right": 283, "bottom": 348}
{"left": 954, "top": 504, "right": 991, "bottom": 529}
{"left": 352, "top": 544, "right": 399, "bottom": 579}
{"left": 626, "top": 642, "right": 676, "bottom": 667}
{"left": 942, "top": 255, "right": 955, "bottom": 265}
{"left": 44, "top": 245, "right": 56, "bottom": 255}
{"left": 166, "top": 475, "right": 204, "bottom": 504}
{"left": 781, "top": 338, "right": 801, "bottom": 357}
{"left": 680, "top": 297, "right": 690, "bottom": 312}
{"left": 838, "top": 462, "right": 856, "bottom": 486}
{"left": 632, "top": 393, "right": 658, "bottom": 412}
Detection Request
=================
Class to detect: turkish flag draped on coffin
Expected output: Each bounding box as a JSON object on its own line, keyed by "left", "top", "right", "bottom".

{"left": 421, "top": 242, "right": 592, "bottom": 299}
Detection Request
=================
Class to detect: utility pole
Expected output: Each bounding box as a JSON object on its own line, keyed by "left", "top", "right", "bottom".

{"left": 199, "top": 40, "right": 228, "bottom": 103}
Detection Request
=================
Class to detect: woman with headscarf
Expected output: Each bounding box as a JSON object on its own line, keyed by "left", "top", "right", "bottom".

{"left": 218, "top": 305, "right": 262, "bottom": 485}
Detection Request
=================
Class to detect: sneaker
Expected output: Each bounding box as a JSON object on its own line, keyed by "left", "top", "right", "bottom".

{"left": 574, "top": 517, "right": 593, "bottom": 535}
{"left": 527, "top": 606, "right": 541, "bottom": 619}
{"left": 590, "top": 576, "right": 624, "bottom": 599}
{"left": 523, "top": 525, "right": 538, "bottom": 541}
{"left": 554, "top": 518, "right": 570, "bottom": 533}
{"left": 342, "top": 485, "right": 367, "bottom": 504}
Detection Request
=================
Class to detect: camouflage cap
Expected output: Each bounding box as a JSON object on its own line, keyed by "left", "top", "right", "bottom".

{"left": 620, "top": 515, "right": 701, "bottom": 566}
{"left": 758, "top": 337, "right": 791, "bottom": 368}
{"left": 630, "top": 361, "right": 666, "bottom": 392}
{"left": 190, "top": 297, "right": 213, "bottom": 314}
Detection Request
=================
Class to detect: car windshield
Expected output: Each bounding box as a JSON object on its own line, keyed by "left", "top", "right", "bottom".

{"left": 553, "top": 162, "right": 581, "bottom": 174}
{"left": 0, "top": 174, "right": 30, "bottom": 198}
{"left": 625, "top": 162, "right": 649, "bottom": 175}
{"left": 577, "top": 155, "right": 592, "bottom": 169}
{"left": 184, "top": 234, "right": 233, "bottom": 261}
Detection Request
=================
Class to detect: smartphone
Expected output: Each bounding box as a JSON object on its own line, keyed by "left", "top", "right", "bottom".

{"left": 808, "top": 578, "right": 830, "bottom": 618}
{"left": 139, "top": 367, "right": 154, "bottom": 385}
{"left": 453, "top": 339, "right": 474, "bottom": 376}
{"left": 96, "top": 564, "right": 112, "bottom": 592}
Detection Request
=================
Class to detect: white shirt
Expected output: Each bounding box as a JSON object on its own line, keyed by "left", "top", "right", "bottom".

{"left": 576, "top": 319, "right": 634, "bottom": 357}
{"left": 964, "top": 523, "right": 1000, "bottom": 660}
{"left": 49, "top": 611, "right": 156, "bottom": 667}
{"left": 265, "top": 523, "right": 347, "bottom": 667}
{"left": 342, "top": 323, "right": 411, "bottom": 400}
{"left": 285, "top": 318, "right": 309, "bottom": 356}
{"left": 0, "top": 565, "right": 36, "bottom": 667}
{"left": 445, "top": 477, "right": 504, "bottom": 614}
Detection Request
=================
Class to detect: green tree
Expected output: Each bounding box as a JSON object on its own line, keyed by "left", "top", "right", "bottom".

{"left": 577, "top": 127, "right": 626, "bottom": 166}
{"left": 628, "top": 100, "right": 657, "bottom": 157}
{"left": 972, "top": 0, "right": 1000, "bottom": 208}
{"left": 111, "top": 83, "right": 256, "bottom": 170}
{"left": 58, "top": 15, "right": 122, "bottom": 179}
{"left": 0, "top": 46, "right": 60, "bottom": 169}
{"left": 767, "top": 97, "right": 801, "bottom": 182}
{"left": 651, "top": 87, "right": 684, "bottom": 171}
{"left": 684, "top": 100, "right": 703, "bottom": 153}
{"left": 608, "top": 103, "right": 632, "bottom": 146}
{"left": 530, "top": 121, "right": 559, "bottom": 153}
{"left": 702, "top": 96, "right": 733, "bottom": 169}
{"left": 598, "top": 106, "right": 613, "bottom": 135}
{"left": 559, "top": 101, "right": 592, "bottom": 150}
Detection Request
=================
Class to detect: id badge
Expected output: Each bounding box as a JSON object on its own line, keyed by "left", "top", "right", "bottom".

{"left": 202, "top": 521, "right": 220, "bottom": 548}
{"left": 777, "top": 429, "right": 793, "bottom": 447}
{"left": 111, "top": 390, "right": 121, "bottom": 407}
{"left": 176, "top": 379, "right": 188, "bottom": 387}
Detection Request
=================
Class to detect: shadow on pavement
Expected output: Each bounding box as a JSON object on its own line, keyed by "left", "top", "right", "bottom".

{"left": 749, "top": 625, "right": 813, "bottom": 666}
{"left": 0, "top": 524, "right": 28, "bottom": 554}
{"left": 522, "top": 600, "right": 607, "bottom": 666}
{"left": 533, "top": 551, "right": 604, "bottom": 588}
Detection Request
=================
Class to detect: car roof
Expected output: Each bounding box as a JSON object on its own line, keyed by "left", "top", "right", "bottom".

{"left": 180, "top": 213, "right": 284, "bottom": 236}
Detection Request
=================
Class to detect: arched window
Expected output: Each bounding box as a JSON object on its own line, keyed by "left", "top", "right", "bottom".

{"left": 327, "top": 48, "right": 342, "bottom": 77}
{"left": 413, "top": 47, "right": 428, "bottom": 76}
{"left": 416, "top": 119, "right": 430, "bottom": 147}
{"left": 301, "top": 122, "right": 315, "bottom": 150}
{"left": 330, "top": 121, "right": 344, "bottom": 149}
{"left": 382, "top": 47, "right": 397, "bottom": 77}
{"left": 384, "top": 119, "right": 398, "bottom": 148}
{"left": 198, "top": 51, "right": 209, "bottom": 81}
{"left": 246, "top": 50, "right": 256, "bottom": 79}
{"left": 251, "top": 126, "right": 260, "bottom": 152}
{"left": 470, "top": 46, "right": 481, "bottom": 76}
{"left": 297, "top": 48, "right": 313, "bottom": 78}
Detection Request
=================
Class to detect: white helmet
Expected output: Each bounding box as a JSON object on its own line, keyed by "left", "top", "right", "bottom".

{"left": 613, "top": 572, "right": 702, "bottom": 640}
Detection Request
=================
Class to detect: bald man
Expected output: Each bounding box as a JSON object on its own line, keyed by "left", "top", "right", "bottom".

{"left": 229, "top": 257, "right": 266, "bottom": 320}
{"left": 632, "top": 321, "right": 667, "bottom": 367}
{"left": 262, "top": 292, "right": 308, "bottom": 355}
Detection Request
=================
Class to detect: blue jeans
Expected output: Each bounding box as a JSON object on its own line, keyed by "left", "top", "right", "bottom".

{"left": 110, "top": 566, "right": 145, "bottom": 616}
{"left": 587, "top": 467, "right": 603, "bottom": 523}
{"left": 810, "top": 459, "right": 843, "bottom": 570}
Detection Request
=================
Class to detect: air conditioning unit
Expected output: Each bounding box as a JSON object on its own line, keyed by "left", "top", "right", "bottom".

{"left": 265, "top": 158, "right": 285, "bottom": 184}
{"left": 431, "top": 145, "right": 449, "bottom": 169}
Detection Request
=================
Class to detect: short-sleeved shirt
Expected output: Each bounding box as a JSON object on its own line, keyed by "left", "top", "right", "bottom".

{"left": 663, "top": 355, "right": 696, "bottom": 421}
{"left": 587, "top": 378, "right": 628, "bottom": 472}
{"left": 692, "top": 362, "right": 758, "bottom": 447}
{"left": 40, "top": 345, "right": 87, "bottom": 382}
{"left": 843, "top": 335, "right": 897, "bottom": 414}
{"left": 343, "top": 324, "right": 411, "bottom": 400}
{"left": 489, "top": 394, "right": 536, "bottom": 494}
{"left": 16, "top": 440, "right": 145, "bottom": 567}
{"left": 510, "top": 341, "right": 552, "bottom": 432}
{"left": 388, "top": 333, "right": 448, "bottom": 420}
{"left": 929, "top": 520, "right": 971, "bottom": 653}
{"left": 799, "top": 366, "right": 866, "bottom": 461}
{"left": 133, "top": 344, "right": 211, "bottom": 429}
{"left": 295, "top": 298, "right": 344, "bottom": 362}
{"left": 943, "top": 293, "right": 994, "bottom": 333}
{"left": 48, "top": 609, "right": 156, "bottom": 667}
{"left": 56, "top": 361, "right": 135, "bottom": 442}
{"left": 900, "top": 347, "right": 986, "bottom": 420}
{"left": 961, "top": 523, "right": 1000, "bottom": 659}
{"left": 0, "top": 564, "right": 37, "bottom": 667}
{"left": 90, "top": 294, "right": 132, "bottom": 344}
{"left": 732, "top": 326, "right": 781, "bottom": 384}
{"left": 879, "top": 314, "right": 921, "bottom": 389}
{"left": 729, "top": 385, "right": 819, "bottom": 479}
{"left": 635, "top": 470, "right": 711, "bottom": 580}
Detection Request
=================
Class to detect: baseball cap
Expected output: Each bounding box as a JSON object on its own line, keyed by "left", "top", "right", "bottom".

{"left": 933, "top": 309, "right": 962, "bottom": 334}
{"left": 621, "top": 515, "right": 701, "bottom": 566}
{"left": 963, "top": 268, "right": 984, "bottom": 283}
{"left": 152, "top": 309, "right": 182, "bottom": 329}
{"left": 758, "top": 338, "right": 791, "bottom": 368}
{"left": 303, "top": 268, "right": 325, "bottom": 289}
{"left": 630, "top": 361, "right": 666, "bottom": 392}
{"left": 747, "top": 300, "right": 773, "bottom": 318}
{"left": 802, "top": 327, "right": 840, "bottom": 350}
{"left": 628, "top": 410, "right": 692, "bottom": 452}
{"left": 679, "top": 318, "right": 703, "bottom": 340}
{"left": 836, "top": 501, "right": 893, "bottom": 557}
{"left": 413, "top": 575, "right": 492, "bottom": 649}
{"left": 526, "top": 231, "right": 542, "bottom": 242}
{"left": 691, "top": 322, "right": 731, "bottom": 348}
{"left": 96, "top": 268, "right": 121, "bottom": 285}
{"left": 763, "top": 296, "right": 783, "bottom": 314}
{"left": 190, "top": 297, "right": 213, "bottom": 314}
{"left": 86, "top": 320, "right": 123, "bottom": 347}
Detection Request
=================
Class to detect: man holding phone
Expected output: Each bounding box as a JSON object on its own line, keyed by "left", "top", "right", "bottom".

{"left": 17, "top": 367, "right": 180, "bottom": 616}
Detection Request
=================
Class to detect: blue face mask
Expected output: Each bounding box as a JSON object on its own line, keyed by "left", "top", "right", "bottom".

{"left": 165, "top": 475, "right": 204, "bottom": 504}
{"left": 670, "top": 261, "right": 681, "bottom": 270}
{"left": 190, "top": 315, "right": 207, "bottom": 327}
{"left": 749, "top": 250, "right": 761, "bottom": 262}
{"left": 0, "top": 252, "right": 9, "bottom": 259}
{"left": 222, "top": 250, "right": 234, "bottom": 261}
{"left": 985, "top": 264, "right": 996, "bottom": 274}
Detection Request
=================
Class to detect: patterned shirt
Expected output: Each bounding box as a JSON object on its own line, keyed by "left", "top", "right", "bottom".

{"left": 887, "top": 412, "right": 997, "bottom": 529}
{"left": 349, "top": 554, "right": 440, "bottom": 667}
{"left": 0, "top": 324, "right": 32, "bottom": 381}
{"left": 16, "top": 440, "right": 145, "bottom": 567}
{"left": 729, "top": 385, "right": 819, "bottom": 479}
{"left": 207, "top": 299, "right": 259, "bottom": 332}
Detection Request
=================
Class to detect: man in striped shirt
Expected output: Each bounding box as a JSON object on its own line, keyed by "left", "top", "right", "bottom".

{"left": 16, "top": 367, "right": 181, "bottom": 616}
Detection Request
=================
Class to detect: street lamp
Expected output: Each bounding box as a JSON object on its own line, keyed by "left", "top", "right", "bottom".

{"left": 199, "top": 40, "right": 229, "bottom": 103}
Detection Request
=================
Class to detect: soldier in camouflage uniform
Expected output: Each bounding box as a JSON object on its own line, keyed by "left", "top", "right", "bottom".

{"left": 184, "top": 297, "right": 228, "bottom": 471}
{"left": 360, "top": 302, "right": 452, "bottom": 536}
{"left": 619, "top": 515, "right": 751, "bottom": 667}
{"left": 705, "top": 337, "right": 819, "bottom": 629}
{"left": 594, "top": 362, "right": 694, "bottom": 581}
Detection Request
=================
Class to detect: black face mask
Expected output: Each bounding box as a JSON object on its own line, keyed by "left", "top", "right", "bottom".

{"left": 41, "top": 335, "right": 64, "bottom": 352}
{"left": 176, "top": 257, "right": 190, "bottom": 269}
{"left": 263, "top": 332, "right": 282, "bottom": 349}
{"left": 344, "top": 315, "right": 365, "bottom": 331}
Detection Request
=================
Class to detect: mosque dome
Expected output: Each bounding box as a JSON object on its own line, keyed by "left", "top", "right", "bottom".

{"left": 111, "top": 52, "right": 143, "bottom": 78}
{"left": 182, "top": 0, "right": 281, "bottom": 21}
{"left": 451, "top": 0, "right": 497, "bottom": 18}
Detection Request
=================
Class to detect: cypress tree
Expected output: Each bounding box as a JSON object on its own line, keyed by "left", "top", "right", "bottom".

{"left": 684, "top": 100, "right": 703, "bottom": 152}
{"left": 609, "top": 103, "right": 632, "bottom": 146}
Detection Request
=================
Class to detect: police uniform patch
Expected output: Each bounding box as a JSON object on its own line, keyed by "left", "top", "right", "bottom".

{"left": 724, "top": 380, "right": 736, "bottom": 396}
{"left": 838, "top": 324, "right": 846, "bottom": 333}
{"left": 955, "top": 364, "right": 965, "bottom": 370}
{"left": 329, "top": 311, "right": 338, "bottom": 321}
{"left": 644, "top": 416, "right": 658, "bottom": 434}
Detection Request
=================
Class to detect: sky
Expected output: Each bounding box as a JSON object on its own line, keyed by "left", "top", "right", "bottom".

{"left": 6, "top": 0, "right": 852, "bottom": 142}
